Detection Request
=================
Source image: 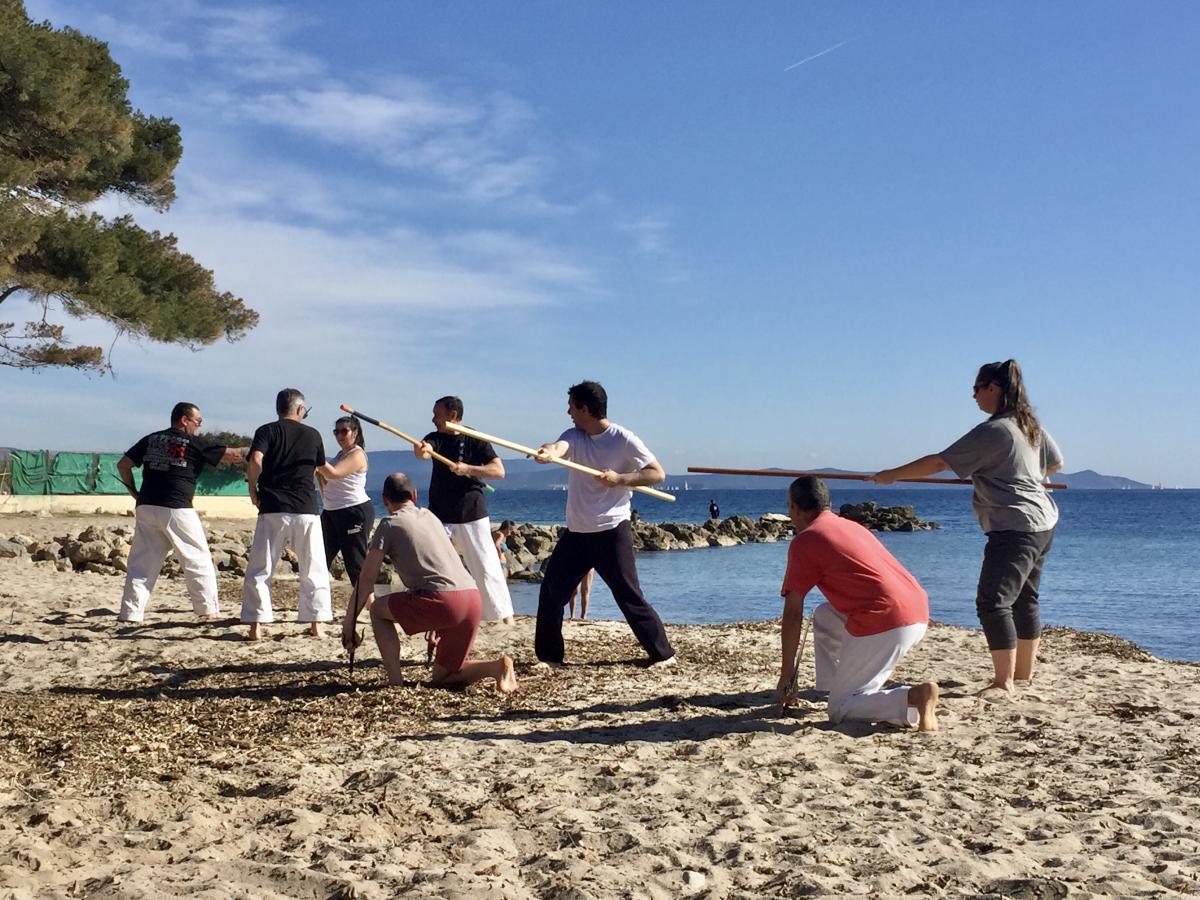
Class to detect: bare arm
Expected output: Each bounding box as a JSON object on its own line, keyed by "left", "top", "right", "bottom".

{"left": 776, "top": 589, "right": 807, "bottom": 705}
{"left": 316, "top": 446, "right": 366, "bottom": 480}
{"left": 595, "top": 459, "right": 666, "bottom": 489}
{"left": 448, "top": 456, "right": 505, "bottom": 480}
{"left": 534, "top": 440, "right": 569, "bottom": 463}
{"left": 870, "top": 454, "right": 950, "bottom": 485}
{"left": 343, "top": 548, "right": 384, "bottom": 649}
{"left": 116, "top": 456, "right": 139, "bottom": 501}
{"left": 246, "top": 450, "right": 263, "bottom": 508}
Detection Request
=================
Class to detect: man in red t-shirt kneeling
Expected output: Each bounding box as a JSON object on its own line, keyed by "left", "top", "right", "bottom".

{"left": 778, "top": 477, "right": 939, "bottom": 731}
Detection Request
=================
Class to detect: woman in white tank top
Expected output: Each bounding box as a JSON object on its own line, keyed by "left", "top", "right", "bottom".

{"left": 316, "top": 416, "right": 373, "bottom": 595}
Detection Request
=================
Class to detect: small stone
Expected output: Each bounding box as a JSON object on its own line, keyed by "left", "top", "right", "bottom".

{"left": 683, "top": 870, "right": 705, "bottom": 891}
{"left": 0, "top": 539, "right": 27, "bottom": 559}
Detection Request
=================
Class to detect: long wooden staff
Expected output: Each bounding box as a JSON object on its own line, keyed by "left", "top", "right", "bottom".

{"left": 688, "top": 466, "right": 1067, "bottom": 490}
{"left": 443, "top": 421, "right": 677, "bottom": 503}
{"left": 341, "top": 404, "right": 494, "bottom": 493}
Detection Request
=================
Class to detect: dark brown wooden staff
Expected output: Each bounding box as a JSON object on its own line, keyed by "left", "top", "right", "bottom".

{"left": 687, "top": 466, "right": 1067, "bottom": 490}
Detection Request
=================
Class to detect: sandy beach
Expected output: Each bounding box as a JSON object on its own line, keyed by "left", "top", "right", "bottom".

{"left": 1, "top": 513, "right": 1198, "bottom": 899}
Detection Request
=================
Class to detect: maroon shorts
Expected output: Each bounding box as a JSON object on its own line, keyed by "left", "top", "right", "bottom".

{"left": 386, "top": 588, "right": 481, "bottom": 673}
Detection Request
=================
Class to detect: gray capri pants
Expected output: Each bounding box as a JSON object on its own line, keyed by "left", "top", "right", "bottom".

{"left": 976, "top": 528, "right": 1055, "bottom": 651}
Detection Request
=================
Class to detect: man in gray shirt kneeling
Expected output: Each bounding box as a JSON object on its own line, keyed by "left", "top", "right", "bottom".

{"left": 342, "top": 472, "right": 518, "bottom": 695}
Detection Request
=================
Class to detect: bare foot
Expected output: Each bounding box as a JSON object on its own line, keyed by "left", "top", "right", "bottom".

{"left": 246, "top": 623, "right": 261, "bottom": 641}
{"left": 495, "top": 655, "right": 518, "bottom": 695}
{"left": 307, "top": 622, "right": 322, "bottom": 638}
{"left": 977, "top": 680, "right": 1014, "bottom": 701}
{"left": 908, "top": 682, "right": 940, "bottom": 732}
{"left": 501, "top": 616, "right": 515, "bottom": 626}
{"left": 531, "top": 660, "right": 561, "bottom": 674}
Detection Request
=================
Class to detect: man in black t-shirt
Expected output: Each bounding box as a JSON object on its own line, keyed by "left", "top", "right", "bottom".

{"left": 116, "top": 402, "right": 246, "bottom": 622}
{"left": 415, "top": 396, "right": 514, "bottom": 624}
{"left": 240, "top": 388, "right": 333, "bottom": 640}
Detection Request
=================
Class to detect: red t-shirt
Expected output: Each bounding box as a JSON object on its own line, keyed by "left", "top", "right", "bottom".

{"left": 781, "top": 510, "right": 929, "bottom": 637}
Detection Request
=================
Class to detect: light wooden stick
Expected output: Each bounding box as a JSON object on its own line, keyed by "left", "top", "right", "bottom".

{"left": 443, "top": 421, "right": 677, "bottom": 503}
{"left": 779, "top": 616, "right": 810, "bottom": 715}
{"left": 688, "top": 466, "right": 1067, "bottom": 490}
{"left": 340, "top": 404, "right": 495, "bottom": 492}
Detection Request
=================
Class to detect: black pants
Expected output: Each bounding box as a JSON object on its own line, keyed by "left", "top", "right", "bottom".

{"left": 535, "top": 520, "right": 675, "bottom": 664}
{"left": 976, "top": 528, "right": 1055, "bottom": 651}
{"left": 321, "top": 500, "right": 374, "bottom": 590}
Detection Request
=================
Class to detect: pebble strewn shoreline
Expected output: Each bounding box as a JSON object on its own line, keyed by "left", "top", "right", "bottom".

{"left": 0, "top": 501, "right": 937, "bottom": 583}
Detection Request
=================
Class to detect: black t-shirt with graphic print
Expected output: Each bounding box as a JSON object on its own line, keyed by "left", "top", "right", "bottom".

{"left": 422, "top": 431, "right": 497, "bottom": 524}
{"left": 126, "top": 428, "right": 226, "bottom": 509}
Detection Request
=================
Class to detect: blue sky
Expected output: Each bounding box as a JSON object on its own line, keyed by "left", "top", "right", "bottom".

{"left": 7, "top": 1, "right": 1199, "bottom": 486}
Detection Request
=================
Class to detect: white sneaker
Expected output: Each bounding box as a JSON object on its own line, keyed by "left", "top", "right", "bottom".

{"left": 649, "top": 655, "right": 678, "bottom": 668}
{"left": 532, "top": 660, "right": 562, "bottom": 673}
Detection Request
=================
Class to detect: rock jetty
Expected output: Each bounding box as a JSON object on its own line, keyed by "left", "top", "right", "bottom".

{"left": 0, "top": 500, "right": 936, "bottom": 584}
{"left": 505, "top": 502, "right": 938, "bottom": 582}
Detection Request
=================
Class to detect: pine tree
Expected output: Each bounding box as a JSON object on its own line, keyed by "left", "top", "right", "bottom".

{"left": 0, "top": 0, "right": 258, "bottom": 371}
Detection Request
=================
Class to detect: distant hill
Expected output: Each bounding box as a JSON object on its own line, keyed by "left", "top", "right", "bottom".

{"left": 362, "top": 454, "right": 1155, "bottom": 492}
{"left": 1054, "top": 469, "right": 1153, "bottom": 490}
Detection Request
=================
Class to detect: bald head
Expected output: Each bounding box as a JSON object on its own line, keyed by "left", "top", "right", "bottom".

{"left": 382, "top": 472, "right": 416, "bottom": 506}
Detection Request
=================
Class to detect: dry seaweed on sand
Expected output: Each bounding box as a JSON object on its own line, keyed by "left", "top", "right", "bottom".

{"left": 0, "top": 620, "right": 781, "bottom": 793}
{"left": 1040, "top": 625, "right": 1157, "bottom": 662}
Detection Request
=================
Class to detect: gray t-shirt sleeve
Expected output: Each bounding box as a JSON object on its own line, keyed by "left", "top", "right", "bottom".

{"left": 940, "top": 422, "right": 1005, "bottom": 479}
{"left": 1041, "top": 431, "right": 1064, "bottom": 474}
{"left": 368, "top": 518, "right": 389, "bottom": 553}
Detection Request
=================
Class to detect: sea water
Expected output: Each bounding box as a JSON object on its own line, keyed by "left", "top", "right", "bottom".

{"left": 380, "top": 488, "right": 1200, "bottom": 662}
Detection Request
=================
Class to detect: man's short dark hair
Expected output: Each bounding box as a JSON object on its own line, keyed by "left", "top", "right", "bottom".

{"left": 382, "top": 472, "right": 416, "bottom": 504}
{"left": 171, "top": 402, "right": 198, "bottom": 426}
{"left": 276, "top": 388, "right": 305, "bottom": 415}
{"left": 568, "top": 381, "right": 607, "bottom": 419}
{"left": 788, "top": 476, "right": 830, "bottom": 512}
{"left": 435, "top": 396, "right": 464, "bottom": 420}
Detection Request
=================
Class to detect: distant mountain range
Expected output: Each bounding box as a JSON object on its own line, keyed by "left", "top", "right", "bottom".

{"left": 363, "top": 452, "right": 1155, "bottom": 492}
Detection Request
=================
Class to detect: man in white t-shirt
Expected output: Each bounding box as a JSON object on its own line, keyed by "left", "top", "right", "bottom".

{"left": 532, "top": 381, "right": 676, "bottom": 667}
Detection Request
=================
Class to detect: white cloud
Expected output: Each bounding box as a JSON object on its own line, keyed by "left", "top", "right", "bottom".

{"left": 92, "top": 13, "right": 192, "bottom": 60}
{"left": 240, "top": 82, "right": 547, "bottom": 202}
{"left": 618, "top": 214, "right": 690, "bottom": 284}
{"left": 620, "top": 215, "right": 671, "bottom": 255}
{"left": 190, "top": 4, "right": 324, "bottom": 82}
{"left": 163, "top": 215, "right": 593, "bottom": 315}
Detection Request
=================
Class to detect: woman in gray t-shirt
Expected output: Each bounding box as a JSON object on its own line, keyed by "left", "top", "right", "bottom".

{"left": 871, "top": 359, "right": 1063, "bottom": 695}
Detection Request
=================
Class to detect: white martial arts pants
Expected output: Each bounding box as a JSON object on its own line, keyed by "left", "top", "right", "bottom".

{"left": 445, "top": 517, "right": 514, "bottom": 622}
{"left": 119, "top": 505, "right": 219, "bottom": 622}
{"left": 240, "top": 513, "right": 332, "bottom": 623}
{"left": 812, "top": 601, "right": 927, "bottom": 727}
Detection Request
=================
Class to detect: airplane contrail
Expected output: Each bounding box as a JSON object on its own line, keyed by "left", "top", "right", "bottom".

{"left": 784, "top": 38, "right": 853, "bottom": 72}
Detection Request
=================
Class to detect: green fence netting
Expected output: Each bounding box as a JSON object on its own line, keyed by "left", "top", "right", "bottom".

{"left": 196, "top": 466, "right": 248, "bottom": 496}
{"left": 94, "top": 454, "right": 141, "bottom": 494}
{"left": 49, "top": 451, "right": 96, "bottom": 494}
{"left": 11, "top": 450, "right": 50, "bottom": 495}
{"left": 10, "top": 449, "right": 246, "bottom": 496}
